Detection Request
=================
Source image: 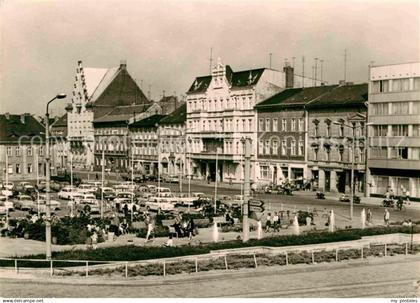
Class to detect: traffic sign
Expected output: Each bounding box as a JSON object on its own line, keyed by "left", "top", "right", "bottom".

{"left": 249, "top": 205, "right": 265, "bottom": 213}
{"left": 249, "top": 200, "right": 264, "bottom": 207}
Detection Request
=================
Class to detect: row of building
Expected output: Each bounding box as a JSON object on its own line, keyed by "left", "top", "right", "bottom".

{"left": 1, "top": 59, "right": 419, "bottom": 199}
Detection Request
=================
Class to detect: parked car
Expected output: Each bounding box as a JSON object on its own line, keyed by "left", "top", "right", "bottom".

{"left": 78, "top": 197, "right": 101, "bottom": 214}
{"left": 58, "top": 187, "right": 79, "bottom": 200}
{"left": 166, "top": 175, "right": 179, "bottom": 183}
{"left": 76, "top": 193, "right": 97, "bottom": 204}
{"left": 51, "top": 173, "right": 81, "bottom": 186}
{"left": 2, "top": 182, "right": 14, "bottom": 191}
{"left": 29, "top": 200, "right": 58, "bottom": 214}
{"left": 95, "top": 187, "right": 116, "bottom": 201}
{"left": 174, "top": 193, "right": 195, "bottom": 206}
{"left": 339, "top": 194, "right": 361, "bottom": 204}
{"left": 145, "top": 199, "right": 174, "bottom": 212}
{"left": 1, "top": 189, "right": 13, "bottom": 198}
{"left": 14, "top": 194, "right": 34, "bottom": 211}
{"left": 77, "top": 184, "right": 97, "bottom": 194}
{"left": 0, "top": 203, "right": 9, "bottom": 215}
{"left": 114, "top": 192, "right": 136, "bottom": 210}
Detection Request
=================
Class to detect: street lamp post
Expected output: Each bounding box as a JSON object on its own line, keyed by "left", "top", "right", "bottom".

{"left": 333, "top": 120, "right": 370, "bottom": 221}
{"left": 45, "top": 93, "right": 66, "bottom": 260}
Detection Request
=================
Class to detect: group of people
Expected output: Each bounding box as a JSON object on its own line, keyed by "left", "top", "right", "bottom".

{"left": 265, "top": 212, "right": 283, "bottom": 232}
{"left": 172, "top": 212, "right": 196, "bottom": 240}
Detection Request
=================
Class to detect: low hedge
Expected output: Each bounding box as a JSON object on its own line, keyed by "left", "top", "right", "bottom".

{"left": 8, "top": 225, "right": 418, "bottom": 263}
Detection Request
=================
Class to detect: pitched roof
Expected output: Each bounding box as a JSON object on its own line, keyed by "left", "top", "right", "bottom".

{"left": 93, "top": 104, "right": 153, "bottom": 124}
{"left": 159, "top": 103, "right": 187, "bottom": 125}
{"left": 129, "top": 114, "right": 166, "bottom": 128}
{"left": 187, "top": 67, "right": 267, "bottom": 94}
{"left": 51, "top": 113, "right": 67, "bottom": 128}
{"left": 306, "top": 83, "right": 368, "bottom": 109}
{"left": 86, "top": 67, "right": 119, "bottom": 102}
{"left": 0, "top": 114, "right": 45, "bottom": 143}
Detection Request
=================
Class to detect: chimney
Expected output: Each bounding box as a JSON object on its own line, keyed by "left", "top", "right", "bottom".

{"left": 5, "top": 112, "right": 10, "bottom": 120}
{"left": 120, "top": 60, "right": 127, "bottom": 70}
{"left": 283, "top": 64, "right": 294, "bottom": 88}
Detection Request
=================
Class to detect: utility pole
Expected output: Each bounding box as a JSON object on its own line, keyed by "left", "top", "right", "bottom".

{"left": 302, "top": 56, "right": 305, "bottom": 88}
{"left": 320, "top": 59, "right": 324, "bottom": 84}
{"left": 344, "top": 49, "right": 347, "bottom": 82}
{"left": 214, "top": 147, "right": 220, "bottom": 215}
{"left": 242, "top": 137, "right": 251, "bottom": 243}
{"left": 209, "top": 47, "right": 213, "bottom": 73}
{"left": 101, "top": 149, "right": 104, "bottom": 218}
{"left": 314, "top": 58, "right": 318, "bottom": 86}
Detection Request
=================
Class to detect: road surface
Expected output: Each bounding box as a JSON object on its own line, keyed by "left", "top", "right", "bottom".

{"left": 1, "top": 256, "right": 419, "bottom": 297}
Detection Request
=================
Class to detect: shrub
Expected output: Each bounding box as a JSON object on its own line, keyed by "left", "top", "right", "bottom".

{"left": 136, "top": 226, "right": 170, "bottom": 238}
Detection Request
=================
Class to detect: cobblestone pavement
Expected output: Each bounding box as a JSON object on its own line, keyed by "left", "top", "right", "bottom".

{"left": 1, "top": 256, "right": 419, "bottom": 297}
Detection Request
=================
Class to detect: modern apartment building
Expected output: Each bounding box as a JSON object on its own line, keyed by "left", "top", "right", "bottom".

{"left": 367, "top": 62, "right": 420, "bottom": 199}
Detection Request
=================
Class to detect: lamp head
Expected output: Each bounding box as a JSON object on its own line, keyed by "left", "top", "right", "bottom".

{"left": 56, "top": 93, "right": 67, "bottom": 99}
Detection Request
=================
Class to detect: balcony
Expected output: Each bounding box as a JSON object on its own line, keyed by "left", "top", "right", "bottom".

{"left": 368, "top": 158, "right": 420, "bottom": 170}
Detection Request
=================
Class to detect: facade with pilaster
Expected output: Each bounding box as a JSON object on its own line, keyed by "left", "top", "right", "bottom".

{"left": 255, "top": 85, "right": 334, "bottom": 186}
{"left": 306, "top": 83, "right": 368, "bottom": 193}
{"left": 185, "top": 59, "right": 316, "bottom": 184}
{"left": 157, "top": 103, "right": 187, "bottom": 178}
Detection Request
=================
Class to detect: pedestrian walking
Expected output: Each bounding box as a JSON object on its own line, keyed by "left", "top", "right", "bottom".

{"left": 367, "top": 208, "right": 372, "bottom": 225}
{"left": 145, "top": 215, "right": 155, "bottom": 243}
{"left": 384, "top": 209, "right": 390, "bottom": 226}
{"left": 265, "top": 213, "right": 272, "bottom": 232}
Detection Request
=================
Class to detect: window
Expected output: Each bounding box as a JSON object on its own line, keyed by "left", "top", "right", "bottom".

{"left": 373, "top": 125, "right": 388, "bottom": 137}
{"left": 402, "top": 78, "right": 410, "bottom": 91}
{"left": 391, "top": 102, "right": 409, "bottom": 115}
{"left": 338, "top": 145, "right": 344, "bottom": 162}
{"left": 39, "top": 146, "right": 44, "bottom": 156}
{"left": 298, "top": 140, "right": 304, "bottom": 156}
{"left": 7, "top": 147, "right": 12, "bottom": 156}
{"left": 265, "top": 119, "right": 271, "bottom": 132}
{"left": 392, "top": 79, "right": 402, "bottom": 92}
{"left": 414, "top": 78, "right": 420, "bottom": 91}
{"left": 412, "top": 102, "right": 420, "bottom": 114}
{"left": 372, "top": 103, "right": 389, "bottom": 115}
{"left": 15, "top": 147, "right": 20, "bottom": 156}
{"left": 265, "top": 140, "right": 270, "bottom": 155}
{"left": 411, "top": 147, "right": 420, "bottom": 160}
{"left": 298, "top": 118, "right": 304, "bottom": 132}
{"left": 259, "top": 119, "right": 264, "bottom": 131}
{"left": 412, "top": 125, "right": 420, "bottom": 137}
{"left": 391, "top": 125, "right": 408, "bottom": 136}
{"left": 242, "top": 119, "right": 246, "bottom": 131}
{"left": 27, "top": 164, "right": 33, "bottom": 174}
{"left": 281, "top": 140, "right": 287, "bottom": 156}
{"left": 325, "top": 119, "right": 331, "bottom": 137}
{"left": 273, "top": 140, "right": 278, "bottom": 155}
{"left": 259, "top": 140, "right": 263, "bottom": 155}
{"left": 273, "top": 119, "right": 278, "bottom": 131}
{"left": 390, "top": 147, "right": 408, "bottom": 159}
{"left": 313, "top": 119, "right": 319, "bottom": 137}
{"left": 15, "top": 164, "right": 21, "bottom": 174}
{"left": 379, "top": 80, "right": 389, "bottom": 92}
{"left": 291, "top": 118, "right": 296, "bottom": 131}
{"left": 339, "top": 123, "right": 345, "bottom": 137}
{"left": 282, "top": 119, "right": 287, "bottom": 131}
{"left": 27, "top": 146, "right": 32, "bottom": 156}
{"left": 248, "top": 119, "right": 252, "bottom": 131}
{"left": 290, "top": 140, "right": 296, "bottom": 156}
{"left": 260, "top": 166, "right": 270, "bottom": 179}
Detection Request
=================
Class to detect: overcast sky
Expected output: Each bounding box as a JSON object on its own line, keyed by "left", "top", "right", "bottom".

{"left": 0, "top": 0, "right": 419, "bottom": 116}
